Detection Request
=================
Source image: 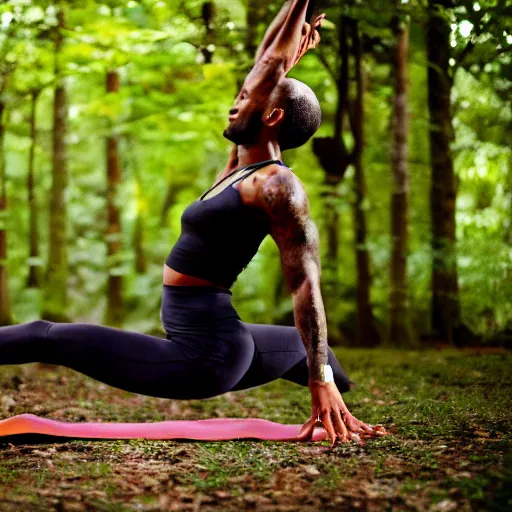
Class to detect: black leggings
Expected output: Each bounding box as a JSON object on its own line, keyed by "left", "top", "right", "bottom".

{"left": 0, "top": 285, "right": 351, "bottom": 400}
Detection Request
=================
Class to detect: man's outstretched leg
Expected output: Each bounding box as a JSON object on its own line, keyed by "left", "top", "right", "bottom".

{"left": 0, "top": 320, "right": 222, "bottom": 400}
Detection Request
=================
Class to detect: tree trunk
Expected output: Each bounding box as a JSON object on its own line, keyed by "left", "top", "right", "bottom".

{"left": 326, "top": 197, "right": 340, "bottom": 264}
{"left": 313, "top": 15, "right": 351, "bottom": 179}
{"left": 133, "top": 213, "right": 146, "bottom": 274}
{"left": 160, "top": 179, "right": 184, "bottom": 227}
{"left": 312, "top": 15, "right": 352, "bottom": 345}
{"left": 320, "top": 187, "right": 345, "bottom": 344}
{"left": 351, "top": 19, "right": 378, "bottom": 347}
{"left": 131, "top": 150, "right": 146, "bottom": 274}
{"left": 0, "top": 101, "right": 12, "bottom": 326}
{"left": 504, "top": 149, "right": 512, "bottom": 246}
{"left": 427, "top": 0, "right": 462, "bottom": 344}
{"left": 245, "top": 0, "right": 259, "bottom": 58}
{"left": 504, "top": 149, "right": 512, "bottom": 332}
{"left": 389, "top": 18, "right": 413, "bottom": 346}
{"left": 43, "top": 9, "right": 69, "bottom": 322}
{"left": 353, "top": 161, "right": 375, "bottom": 347}
{"left": 201, "top": 2, "right": 215, "bottom": 64}
{"left": 104, "top": 70, "right": 124, "bottom": 327}
{"left": 27, "top": 90, "right": 42, "bottom": 289}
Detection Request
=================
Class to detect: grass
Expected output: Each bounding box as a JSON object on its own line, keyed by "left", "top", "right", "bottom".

{"left": 0, "top": 348, "right": 511, "bottom": 511}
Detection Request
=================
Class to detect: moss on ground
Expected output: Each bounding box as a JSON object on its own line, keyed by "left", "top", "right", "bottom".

{"left": 1, "top": 348, "right": 511, "bottom": 511}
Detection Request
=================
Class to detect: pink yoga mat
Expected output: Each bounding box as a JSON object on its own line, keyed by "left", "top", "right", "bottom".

{"left": 0, "top": 414, "right": 329, "bottom": 441}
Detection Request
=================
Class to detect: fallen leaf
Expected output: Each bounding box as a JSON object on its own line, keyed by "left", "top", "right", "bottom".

{"left": 1, "top": 396, "right": 16, "bottom": 410}
{"left": 430, "top": 499, "right": 458, "bottom": 512}
{"left": 304, "top": 465, "right": 320, "bottom": 476}
{"left": 474, "top": 429, "right": 490, "bottom": 438}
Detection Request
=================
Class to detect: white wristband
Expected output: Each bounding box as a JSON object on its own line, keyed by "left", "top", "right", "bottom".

{"left": 321, "top": 364, "right": 334, "bottom": 383}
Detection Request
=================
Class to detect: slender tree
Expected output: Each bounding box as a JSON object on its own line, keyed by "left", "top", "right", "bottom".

{"left": 0, "top": 96, "right": 12, "bottom": 326}
{"left": 313, "top": 14, "right": 352, "bottom": 344}
{"left": 427, "top": 0, "right": 462, "bottom": 344}
{"left": 506, "top": 153, "right": 512, "bottom": 334}
{"left": 132, "top": 208, "right": 146, "bottom": 274}
{"left": 350, "top": 18, "right": 378, "bottom": 347}
{"left": 314, "top": 14, "right": 351, "bottom": 247}
{"left": 160, "top": 178, "right": 186, "bottom": 227}
{"left": 506, "top": 152, "right": 512, "bottom": 246}
{"left": 245, "top": 0, "right": 260, "bottom": 58}
{"left": 104, "top": 69, "right": 124, "bottom": 326}
{"left": 130, "top": 139, "right": 146, "bottom": 274}
{"left": 389, "top": 15, "right": 412, "bottom": 345}
{"left": 43, "top": 9, "right": 69, "bottom": 321}
{"left": 27, "top": 89, "right": 42, "bottom": 289}
{"left": 0, "top": 41, "right": 15, "bottom": 325}
{"left": 201, "top": 2, "right": 216, "bottom": 64}
{"left": 314, "top": 14, "right": 379, "bottom": 346}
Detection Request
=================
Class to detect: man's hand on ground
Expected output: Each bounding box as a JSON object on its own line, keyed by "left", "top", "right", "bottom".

{"left": 296, "top": 380, "right": 388, "bottom": 449}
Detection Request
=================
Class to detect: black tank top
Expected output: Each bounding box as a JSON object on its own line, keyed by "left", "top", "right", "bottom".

{"left": 166, "top": 159, "right": 287, "bottom": 288}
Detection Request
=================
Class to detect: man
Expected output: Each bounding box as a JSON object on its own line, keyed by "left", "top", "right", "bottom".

{"left": 0, "top": 0, "right": 385, "bottom": 448}
{"left": 165, "top": 0, "right": 387, "bottom": 446}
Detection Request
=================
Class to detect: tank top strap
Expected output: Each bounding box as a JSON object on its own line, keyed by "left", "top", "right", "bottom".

{"left": 199, "top": 159, "right": 286, "bottom": 200}
{"left": 229, "top": 159, "right": 287, "bottom": 187}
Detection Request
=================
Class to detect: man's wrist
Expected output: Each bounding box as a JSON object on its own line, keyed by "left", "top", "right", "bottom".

{"left": 309, "top": 363, "right": 334, "bottom": 383}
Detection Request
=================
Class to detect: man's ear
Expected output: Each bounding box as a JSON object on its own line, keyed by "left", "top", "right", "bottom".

{"left": 263, "top": 108, "right": 284, "bottom": 127}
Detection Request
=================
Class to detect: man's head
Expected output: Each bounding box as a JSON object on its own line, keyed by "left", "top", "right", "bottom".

{"left": 223, "top": 77, "right": 321, "bottom": 150}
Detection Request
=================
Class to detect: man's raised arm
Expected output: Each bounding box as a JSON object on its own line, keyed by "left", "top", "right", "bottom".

{"left": 243, "top": 0, "right": 311, "bottom": 94}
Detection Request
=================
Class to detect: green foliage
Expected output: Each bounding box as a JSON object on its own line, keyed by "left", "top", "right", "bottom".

{"left": 0, "top": 0, "right": 510, "bottom": 340}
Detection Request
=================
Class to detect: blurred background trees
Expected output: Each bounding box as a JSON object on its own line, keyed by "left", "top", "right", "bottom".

{"left": 0, "top": 0, "right": 510, "bottom": 347}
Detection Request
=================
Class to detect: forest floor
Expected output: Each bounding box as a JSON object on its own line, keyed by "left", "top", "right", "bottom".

{"left": 0, "top": 348, "right": 511, "bottom": 512}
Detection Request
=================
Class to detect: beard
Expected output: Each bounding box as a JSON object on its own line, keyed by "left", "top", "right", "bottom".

{"left": 223, "top": 109, "right": 264, "bottom": 145}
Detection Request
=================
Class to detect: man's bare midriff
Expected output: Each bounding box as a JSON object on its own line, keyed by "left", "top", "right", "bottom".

{"left": 163, "top": 264, "right": 230, "bottom": 291}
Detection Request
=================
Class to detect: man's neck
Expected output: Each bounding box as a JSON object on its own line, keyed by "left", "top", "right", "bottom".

{"left": 236, "top": 141, "right": 282, "bottom": 169}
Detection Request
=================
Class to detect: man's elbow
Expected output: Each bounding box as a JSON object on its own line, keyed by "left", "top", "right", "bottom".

{"left": 284, "top": 255, "right": 320, "bottom": 294}
{"left": 289, "top": 273, "right": 318, "bottom": 299}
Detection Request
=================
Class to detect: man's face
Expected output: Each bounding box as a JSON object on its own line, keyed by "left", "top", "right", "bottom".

{"left": 223, "top": 86, "right": 267, "bottom": 145}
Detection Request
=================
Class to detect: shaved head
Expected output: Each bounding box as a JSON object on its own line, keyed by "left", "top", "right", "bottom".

{"left": 271, "top": 78, "right": 322, "bottom": 150}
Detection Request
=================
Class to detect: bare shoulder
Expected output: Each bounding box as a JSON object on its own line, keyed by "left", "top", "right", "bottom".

{"left": 258, "top": 165, "right": 309, "bottom": 222}
{"left": 256, "top": 165, "right": 319, "bottom": 256}
{"left": 254, "top": 165, "right": 320, "bottom": 292}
